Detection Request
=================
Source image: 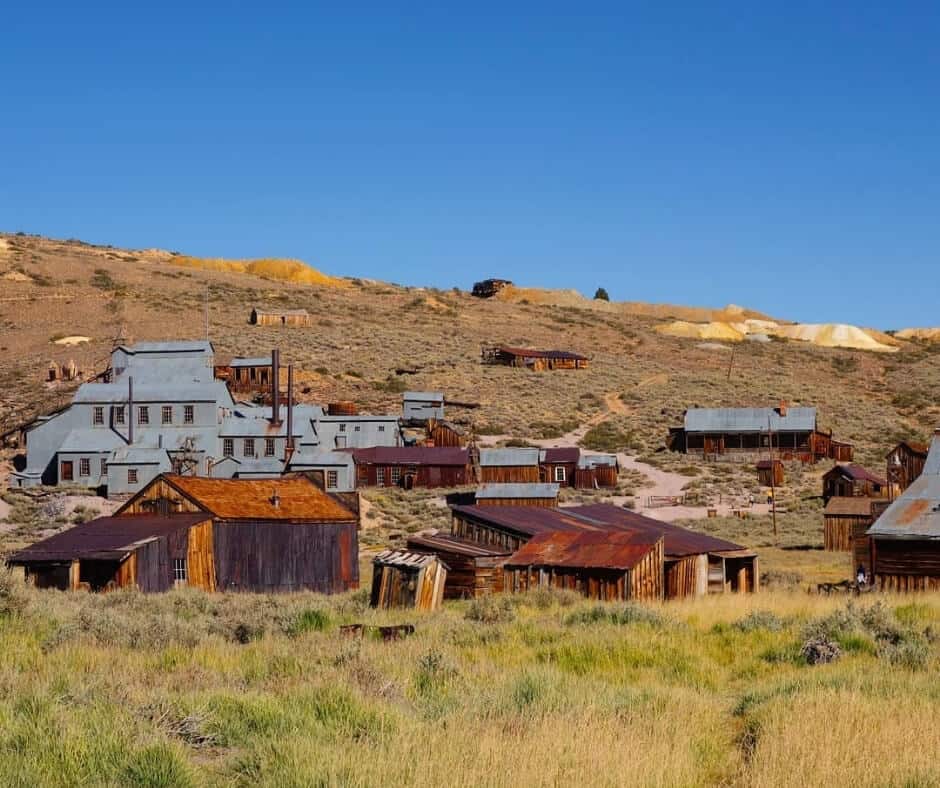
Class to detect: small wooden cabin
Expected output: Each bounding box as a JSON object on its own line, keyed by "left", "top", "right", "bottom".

{"left": 479, "top": 448, "right": 540, "bottom": 483}
{"left": 504, "top": 531, "right": 665, "bottom": 602}
{"left": 538, "top": 447, "right": 579, "bottom": 486}
{"left": 407, "top": 531, "right": 510, "bottom": 599}
{"left": 8, "top": 514, "right": 215, "bottom": 592}
{"left": 756, "top": 459, "right": 785, "bottom": 487}
{"left": 823, "top": 498, "right": 885, "bottom": 565}
{"left": 886, "top": 441, "right": 929, "bottom": 497}
{"left": 427, "top": 419, "right": 466, "bottom": 448}
{"left": 370, "top": 551, "right": 447, "bottom": 611}
{"left": 250, "top": 307, "right": 312, "bottom": 327}
{"left": 481, "top": 345, "right": 590, "bottom": 370}
{"left": 822, "top": 464, "right": 887, "bottom": 501}
{"left": 574, "top": 454, "right": 620, "bottom": 489}
{"left": 474, "top": 483, "right": 559, "bottom": 508}
{"left": 352, "top": 446, "right": 471, "bottom": 488}
{"left": 114, "top": 474, "right": 360, "bottom": 593}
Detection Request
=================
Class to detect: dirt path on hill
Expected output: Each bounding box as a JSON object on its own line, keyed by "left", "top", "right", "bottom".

{"left": 480, "top": 392, "right": 768, "bottom": 522}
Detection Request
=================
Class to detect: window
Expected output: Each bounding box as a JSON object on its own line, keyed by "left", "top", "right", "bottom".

{"left": 173, "top": 558, "right": 187, "bottom": 583}
{"left": 264, "top": 438, "right": 276, "bottom": 457}
{"left": 184, "top": 405, "right": 194, "bottom": 424}
{"left": 354, "top": 425, "right": 361, "bottom": 432}
{"left": 138, "top": 406, "right": 150, "bottom": 425}
{"left": 244, "top": 439, "right": 255, "bottom": 457}
{"left": 101, "top": 459, "right": 108, "bottom": 477}
{"left": 376, "top": 467, "right": 385, "bottom": 486}
{"left": 127, "top": 468, "right": 138, "bottom": 485}
{"left": 554, "top": 466, "right": 566, "bottom": 483}
{"left": 339, "top": 423, "right": 347, "bottom": 432}
{"left": 93, "top": 406, "right": 104, "bottom": 426}
{"left": 114, "top": 406, "right": 125, "bottom": 425}
{"left": 162, "top": 406, "right": 173, "bottom": 425}
{"left": 79, "top": 458, "right": 90, "bottom": 477}
{"left": 390, "top": 467, "right": 401, "bottom": 485}
{"left": 327, "top": 470, "right": 338, "bottom": 489}
{"left": 223, "top": 439, "right": 234, "bottom": 457}
{"left": 378, "top": 425, "right": 385, "bottom": 432}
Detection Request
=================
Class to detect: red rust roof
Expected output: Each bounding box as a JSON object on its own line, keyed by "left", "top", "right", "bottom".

{"left": 407, "top": 531, "right": 513, "bottom": 557}
{"left": 825, "top": 464, "right": 886, "bottom": 486}
{"left": 163, "top": 474, "right": 357, "bottom": 522}
{"left": 505, "top": 530, "right": 660, "bottom": 570}
{"left": 540, "top": 447, "right": 581, "bottom": 464}
{"left": 351, "top": 446, "right": 469, "bottom": 466}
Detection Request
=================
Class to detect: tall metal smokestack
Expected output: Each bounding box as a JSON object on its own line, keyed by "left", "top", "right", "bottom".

{"left": 271, "top": 349, "right": 281, "bottom": 425}
{"left": 128, "top": 376, "right": 134, "bottom": 445}
{"left": 286, "top": 364, "right": 294, "bottom": 461}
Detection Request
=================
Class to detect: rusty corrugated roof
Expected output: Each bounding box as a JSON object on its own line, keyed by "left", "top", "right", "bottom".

{"left": 825, "top": 463, "right": 886, "bottom": 486}
{"left": 505, "top": 530, "right": 660, "bottom": 570}
{"left": 407, "top": 531, "right": 513, "bottom": 557}
{"left": 162, "top": 474, "right": 357, "bottom": 522}
{"left": 539, "top": 447, "right": 580, "bottom": 464}
{"left": 8, "top": 514, "right": 208, "bottom": 564}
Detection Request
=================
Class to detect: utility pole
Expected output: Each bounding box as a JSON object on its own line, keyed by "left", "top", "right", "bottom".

{"left": 727, "top": 345, "right": 736, "bottom": 381}
{"left": 205, "top": 284, "right": 210, "bottom": 341}
{"left": 768, "top": 416, "right": 777, "bottom": 540}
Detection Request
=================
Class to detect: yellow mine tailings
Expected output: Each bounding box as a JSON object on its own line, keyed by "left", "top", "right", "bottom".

{"left": 170, "top": 256, "right": 348, "bottom": 287}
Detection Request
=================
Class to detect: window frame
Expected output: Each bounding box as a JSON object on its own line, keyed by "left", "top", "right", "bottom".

{"left": 183, "top": 405, "right": 194, "bottom": 424}
{"left": 554, "top": 466, "right": 566, "bottom": 483}
{"left": 390, "top": 466, "right": 402, "bottom": 485}
{"left": 138, "top": 406, "right": 150, "bottom": 425}
{"left": 161, "top": 405, "right": 173, "bottom": 425}
{"left": 93, "top": 406, "right": 104, "bottom": 426}
{"left": 223, "top": 438, "right": 234, "bottom": 457}
{"left": 79, "top": 457, "right": 91, "bottom": 477}
{"left": 127, "top": 468, "right": 138, "bottom": 485}
{"left": 327, "top": 470, "right": 338, "bottom": 489}
{"left": 264, "top": 437, "right": 276, "bottom": 457}
{"left": 114, "top": 406, "right": 125, "bottom": 425}
{"left": 244, "top": 438, "right": 256, "bottom": 458}
{"left": 376, "top": 467, "right": 385, "bottom": 486}
{"left": 173, "top": 558, "right": 187, "bottom": 583}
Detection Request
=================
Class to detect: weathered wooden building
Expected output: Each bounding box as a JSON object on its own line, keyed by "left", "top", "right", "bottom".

{"left": 886, "top": 441, "right": 929, "bottom": 497}
{"left": 351, "top": 446, "right": 471, "bottom": 488}
{"left": 479, "top": 448, "right": 540, "bottom": 483}
{"left": 370, "top": 550, "right": 447, "bottom": 611}
{"left": 504, "top": 531, "right": 665, "bottom": 602}
{"left": 866, "top": 435, "right": 940, "bottom": 591}
{"left": 214, "top": 356, "right": 279, "bottom": 396}
{"left": 475, "top": 482, "right": 559, "bottom": 507}
{"left": 481, "top": 346, "right": 590, "bottom": 370}
{"left": 427, "top": 419, "right": 466, "bottom": 448}
{"left": 115, "top": 474, "right": 359, "bottom": 593}
{"left": 574, "top": 454, "right": 620, "bottom": 489}
{"left": 407, "top": 531, "right": 509, "bottom": 599}
{"left": 756, "top": 459, "right": 785, "bottom": 487}
{"left": 823, "top": 497, "right": 885, "bottom": 565}
{"left": 249, "top": 307, "right": 312, "bottom": 327}
{"left": 471, "top": 278, "right": 513, "bottom": 298}
{"left": 538, "top": 447, "right": 580, "bottom": 486}
{"left": 822, "top": 463, "right": 887, "bottom": 501}
{"left": 8, "top": 513, "right": 214, "bottom": 592}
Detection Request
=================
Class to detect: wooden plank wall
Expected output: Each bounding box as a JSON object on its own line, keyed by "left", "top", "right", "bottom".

{"left": 186, "top": 519, "right": 216, "bottom": 591}
{"left": 480, "top": 466, "right": 540, "bottom": 483}
{"left": 873, "top": 540, "right": 940, "bottom": 590}
{"left": 629, "top": 539, "right": 664, "bottom": 601}
{"left": 476, "top": 497, "right": 556, "bottom": 508}
{"left": 451, "top": 516, "right": 527, "bottom": 551}
{"left": 121, "top": 480, "right": 203, "bottom": 514}
{"left": 666, "top": 556, "right": 698, "bottom": 599}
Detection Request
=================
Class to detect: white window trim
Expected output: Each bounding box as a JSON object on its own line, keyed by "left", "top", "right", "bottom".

{"left": 554, "top": 466, "right": 566, "bottom": 482}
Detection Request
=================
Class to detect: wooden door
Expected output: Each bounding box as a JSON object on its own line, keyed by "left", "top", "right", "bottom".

{"left": 60, "top": 460, "right": 73, "bottom": 481}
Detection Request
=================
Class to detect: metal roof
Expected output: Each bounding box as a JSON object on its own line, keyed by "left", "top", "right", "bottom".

{"left": 351, "top": 446, "right": 469, "bottom": 466}
{"left": 219, "top": 416, "right": 304, "bottom": 438}
{"left": 505, "top": 530, "right": 661, "bottom": 570}
{"left": 824, "top": 463, "right": 886, "bottom": 486}
{"left": 8, "top": 514, "right": 209, "bottom": 563}
{"left": 407, "top": 531, "right": 513, "bottom": 557}
{"left": 116, "top": 341, "right": 214, "bottom": 355}
{"left": 229, "top": 357, "right": 272, "bottom": 368}
{"left": 825, "top": 498, "right": 886, "bottom": 517}
{"left": 57, "top": 429, "right": 127, "bottom": 453}
{"left": 539, "top": 447, "right": 580, "bottom": 464}
{"left": 870, "top": 437, "right": 940, "bottom": 538}
{"left": 287, "top": 450, "right": 354, "bottom": 468}
{"left": 74, "top": 381, "right": 233, "bottom": 405}
{"left": 476, "top": 483, "right": 559, "bottom": 500}
{"left": 684, "top": 407, "right": 817, "bottom": 433}
{"left": 403, "top": 392, "right": 444, "bottom": 401}
{"left": 107, "top": 447, "right": 171, "bottom": 465}
{"left": 479, "top": 448, "right": 540, "bottom": 467}
{"left": 452, "top": 505, "right": 606, "bottom": 537}
{"left": 130, "top": 474, "right": 357, "bottom": 522}
{"left": 577, "top": 453, "right": 618, "bottom": 469}
{"left": 887, "top": 441, "right": 930, "bottom": 459}
{"left": 234, "top": 458, "right": 286, "bottom": 476}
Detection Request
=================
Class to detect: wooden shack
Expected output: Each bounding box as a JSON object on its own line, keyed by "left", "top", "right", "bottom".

{"left": 481, "top": 345, "right": 590, "bottom": 370}
{"left": 756, "top": 459, "right": 785, "bottom": 487}
{"left": 823, "top": 497, "right": 885, "bottom": 564}
{"left": 250, "top": 307, "right": 312, "bottom": 327}
{"left": 352, "top": 446, "right": 471, "bottom": 488}
{"left": 407, "top": 531, "right": 510, "bottom": 598}
{"left": 538, "top": 447, "right": 579, "bottom": 486}
{"left": 427, "top": 419, "right": 466, "bottom": 448}
{"left": 475, "top": 483, "right": 559, "bottom": 508}
{"left": 479, "top": 448, "right": 540, "bottom": 483}
{"left": 471, "top": 278, "right": 513, "bottom": 298}
{"left": 822, "top": 464, "right": 887, "bottom": 501}
{"left": 370, "top": 550, "right": 447, "bottom": 611}
{"left": 574, "top": 454, "right": 620, "bottom": 489}
{"left": 503, "top": 531, "right": 665, "bottom": 602}
{"left": 114, "top": 474, "right": 359, "bottom": 593}
{"left": 886, "top": 441, "right": 929, "bottom": 497}
{"left": 8, "top": 513, "right": 215, "bottom": 592}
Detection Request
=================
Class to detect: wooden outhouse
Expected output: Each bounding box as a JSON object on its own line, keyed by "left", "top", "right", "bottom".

{"left": 756, "top": 459, "right": 785, "bottom": 487}
{"left": 407, "top": 531, "right": 510, "bottom": 598}
{"left": 370, "top": 550, "right": 447, "bottom": 611}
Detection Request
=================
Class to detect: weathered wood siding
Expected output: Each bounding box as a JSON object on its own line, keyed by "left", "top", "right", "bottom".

{"left": 451, "top": 515, "right": 527, "bottom": 552}
{"left": 121, "top": 480, "right": 203, "bottom": 515}
{"left": 356, "top": 464, "right": 470, "bottom": 488}
{"left": 476, "top": 497, "right": 556, "bottom": 508}
{"left": 479, "top": 466, "right": 539, "bottom": 484}
{"left": 186, "top": 519, "right": 216, "bottom": 591}
{"left": 873, "top": 539, "right": 940, "bottom": 591}
{"left": 824, "top": 515, "right": 872, "bottom": 552}
{"left": 371, "top": 560, "right": 446, "bottom": 611}
{"left": 429, "top": 424, "right": 465, "bottom": 448}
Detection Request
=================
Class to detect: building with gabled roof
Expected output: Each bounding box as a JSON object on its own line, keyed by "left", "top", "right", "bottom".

{"left": 822, "top": 463, "right": 887, "bottom": 501}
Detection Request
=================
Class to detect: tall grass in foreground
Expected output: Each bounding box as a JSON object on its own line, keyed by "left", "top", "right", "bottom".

{"left": 0, "top": 574, "right": 939, "bottom": 786}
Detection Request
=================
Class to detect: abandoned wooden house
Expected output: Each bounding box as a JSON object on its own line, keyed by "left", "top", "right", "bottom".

{"left": 756, "top": 459, "right": 785, "bottom": 487}
{"left": 249, "top": 307, "right": 312, "bottom": 327}
{"left": 822, "top": 463, "right": 887, "bottom": 501}
{"left": 471, "top": 278, "right": 513, "bottom": 298}
{"left": 479, "top": 448, "right": 540, "bottom": 483}
{"left": 370, "top": 550, "right": 447, "bottom": 611}
{"left": 823, "top": 498, "right": 887, "bottom": 564}
{"left": 351, "top": 446, "right": 471, "bottom": 488}
{"left": 8, "top": 513, "right": 215, "bottom": 592}
{"left": 503, "top": 531, "right": 665, "bottom": 602}
{"left": 427, "top": 419, "right": 466, "bottom": 448}
{"left": 866, "top": 435, "right": 940, "bottom": 591}
{"left": 480, "top": 345, "right": 590, "bottom": 370}
{"left": 886, "top": 440, "right": 930, "bottom": 497}
{"left": 474, "top": 482, "right": 559, "bottom": 507}
{"left": 671, "top": 404, "right": 850, "bottom": 464}
{"left": 406, "top": 531, "right": 509, "bottom": 599}
{"left": 115, "top": 473, "right": 360, "bottom": 593}
{"left": 214, "top": 355, "right": 281, "bottom": 396}
{"left": 574, "top": 454, "right": 620, "bottom": 489}
{"left": 538, "top": 447, "right": 580, "bottom": 486}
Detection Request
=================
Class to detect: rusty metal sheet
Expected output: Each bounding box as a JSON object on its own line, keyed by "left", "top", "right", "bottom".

{"left": 505, "top": 530, "right": 660, "bottom": 570}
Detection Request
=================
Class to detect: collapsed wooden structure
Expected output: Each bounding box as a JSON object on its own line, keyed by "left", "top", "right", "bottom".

{"left": 481, "top": 345, "right": 590, "bottom": 370}
{"left": 406, "top": 532, "right": 508, "bottom": 599}
{"left": 370, "top": 550, "right": 447, "bottom": 611}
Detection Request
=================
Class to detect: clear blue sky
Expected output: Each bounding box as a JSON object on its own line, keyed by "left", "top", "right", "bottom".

{"left": 2, "top": 2, "right": 938, "bottom": 328}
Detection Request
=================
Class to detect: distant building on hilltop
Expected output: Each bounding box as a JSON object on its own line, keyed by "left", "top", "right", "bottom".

{"left": 249, "top": 307, "right": 312, "bottom": 327}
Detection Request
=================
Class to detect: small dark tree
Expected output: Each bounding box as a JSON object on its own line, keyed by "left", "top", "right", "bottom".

{"left": 594, "top": 287, "right": 610, "bottom": 301}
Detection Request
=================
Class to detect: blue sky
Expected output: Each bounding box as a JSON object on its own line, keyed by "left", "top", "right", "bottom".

{"left": 2, "top": 2, "right": 938, "bottom": 327}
